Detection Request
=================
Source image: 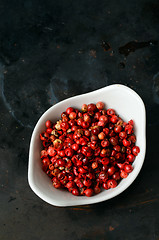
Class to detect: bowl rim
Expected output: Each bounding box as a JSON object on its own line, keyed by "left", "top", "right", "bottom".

{"left": 28, "top": 84, "right": 146, "bottom": 207}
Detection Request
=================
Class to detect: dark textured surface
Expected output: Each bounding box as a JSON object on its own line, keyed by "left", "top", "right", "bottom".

{"left": 0, "top": 0, "right": 159, "bottom": 239}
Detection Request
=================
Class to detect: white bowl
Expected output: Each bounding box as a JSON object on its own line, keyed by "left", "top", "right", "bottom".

{"left": 28, "top": 84, "right": 146, "bottom": 207}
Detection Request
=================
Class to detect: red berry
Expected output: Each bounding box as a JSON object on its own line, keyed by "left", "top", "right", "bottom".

{"left": 82, "top": 146, "right": 93, "bottom": 157}
{"left": 108, "top": 167, "right": 116, "bottom": 176}
{"left": 41, "top": 150, "right": 48, "bottom": 158}
{"left": 84, "top": 188, "right": 93, "bottom": 197}
{"left": 82, "top": 157, "right": 89, "bottom": 165}
{"left": 101, "top": 157, "right": 109, "bottom": 165}
{"left": 57, "top": 159, "right": 66, "bottom": 166}
{"left": 100, "top": 149, "right": 107, "bottom": 157}
{"left": 113, "top": 171, "right": 120, "bottom": 180}
{"left": 87, "top": 103, "right": 97, "bottom": 112}
{"left": 69, "top": 112, "right": 77, "bottom": 120}
{"left": 96, "top": 101, "right": 105, "bottom": 110}
{"left": 102, "top": 165, "right": 109, "bottom": 171}
{"left": 99, "top": 171, "right": 108, "bottom": 182}
{"left": 113, "top": 145, "right": 121, "bottom": 152}
{"left": 76, "top": 179, "right": 84, "bottom": 188}
{"left": 77, "top": 118, "right": 83, "bottom": 126}
{"left": 66, "top": 107, "right": 74, "bottom": 115}
{"left": 71, "top": 125, "right": 78, "bottom": 132}
{"left": 111, "top": 115, "right": 118, "bottom": 124}
{"left": 132, "top": 146, "right": 140, "bottom": 156}
{"left": 46, "top": 128, "right": 53, "bottom": 134}
{"left": 40, "top": 132, "right": 49, "bottom": 141}
{"left": 127, "top": 154, "right": 135, "bottom": 162}
{"left": 47, "top": 147, "right": 56, "bottom": 156}
{"left": 124, "top": 164, "right": 133, "bottom": 173}
{"left": 83, "top": 179, "right": 92, "bottom": 187}
{"left": 69, "top": 119, "right": 76, "bottom": 127}
{"left": 103, "top": 128, "right": 109, "bottom": 135}
{"left": 60, "top": 122, "right": 69, "bottom": 131}
{"left": 72, "top": 188, "right": 79, "bottom": 196}
{"left": 110, "top": 137, "right": 118, "bottom": 146}
{"left": 90, "top": 141, "right": 98, "bottom": 150}
{"left": 81, "top": 104, "right": 88, "bottom": 112}
{"left": 107, "top": 179, "right": 117, "bottom": 188}
{"left": 46, "top": 120, "right": 52, "bottom": 128}
{"left": 125, "top": 124, "right": 133, "bottom": 134}
{"left": 62, "top": 116, "right": 69, "bottom": 122}
{"left": 98, "top": 120, "right": 106, "bottom": 127}
{"left": 68, "top": 173, "right": 74, "bottom": 181}
{"left": 65, "top": 147, "right": 74, "bottom": 157}
{"left": 42, "top": 157, "right": 50, "bottom": 165}
{"left": 103, "top": 182, "right": 109, "bottom": 190}
{"left": 94, "top": 185, "right": 101, "bottom": 194}
{"left": 83, "top": 113, "right": 91, "bottom": 122}
{"left": 94, "top": 112, "right": 101, "bottom": 120}
{"left": 90, "top": 134, "right": 98, "bottom": 142}
{"left": 66, "top": 181, "right": 74, "bottom": 189}
{"left": 129, "top": 135, "right": 136, "bottom": 143}
{"left": 111, "top": 150, "right": 116, "bottom": 157}
{"left": 99, "top": 115, "right": 108, "bottom": 123}
{"left": 53, "top": 140, "right": 63, "bottom": 150}
{"left": 100, "top": 109, "right": 107, "bottom": 115}
{"left": 120, "top": 170, "right": 128, "bottom": 178}
{"left": 98, "top": 132, "right": 106, "bottom": 140}
{"left": 126, "top": 147, "right": 132, "bottom": 154}
{"left": 92, "top": 162, "right": 98, "bottom": 169}
{"left": 123, "top": 139, "right": 131, "bottom": 147}
{"left": 91, "top": 126, "right": 100, "bottom": 135}
{"left": 71, "top": 143, "right": 79, "bottom": 151}
{"left": 102, "top": 148, "right": 111, "bottom": 157}
{"left": 59, "top": 150, "right": 65, "bottom": 157}
{"left": 78, "top": 112, "right": 83, "bottom": 118}
{"left": 81, "top": 121, "right": 90, "bottom": 129}
{"left": 84, "top": 129, "right": 90, "bottom": 137}
{"left": 52, "top": 179, "right": 61, "bottom": 189}
{"left": 114, "top": 125, "right": 122, "bottom": 133}
{"left": 119, "top": 131, "right": 127, "bottom": 139}
{"left": 107, "top": 109, "right": 115, "bottom": 116}
{"left": 108, "top": 166, "right": 116, "bottom": 176}
{"left": 101, "top": 139, "right": 109, "bottom": 147}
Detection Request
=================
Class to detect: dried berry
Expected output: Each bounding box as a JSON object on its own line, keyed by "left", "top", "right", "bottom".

{"left": 40, "top": 102, "right": 140, "bottom": 197}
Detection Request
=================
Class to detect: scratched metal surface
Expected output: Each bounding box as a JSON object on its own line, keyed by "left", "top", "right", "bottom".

{"left": 0, "top": 0, "right": 159, "bottom": 239}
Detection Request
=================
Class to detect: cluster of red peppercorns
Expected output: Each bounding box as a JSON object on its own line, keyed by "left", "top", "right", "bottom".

{"left": 40, "top": 102, "right": 140, "bottom": 197}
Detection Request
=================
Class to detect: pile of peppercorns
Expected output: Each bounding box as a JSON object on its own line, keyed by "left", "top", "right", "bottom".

{"left": 40, "top": 102, "right": 140, "bottom": 197}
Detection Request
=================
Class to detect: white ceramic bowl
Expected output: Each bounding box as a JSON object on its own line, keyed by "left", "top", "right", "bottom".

{"left": 28, "top": 84, "right": 146, "bottom": 207}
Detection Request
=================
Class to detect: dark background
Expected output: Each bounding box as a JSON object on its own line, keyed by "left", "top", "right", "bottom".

{"left": 1, "top": 0, "right": 159, "bottom": 239}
